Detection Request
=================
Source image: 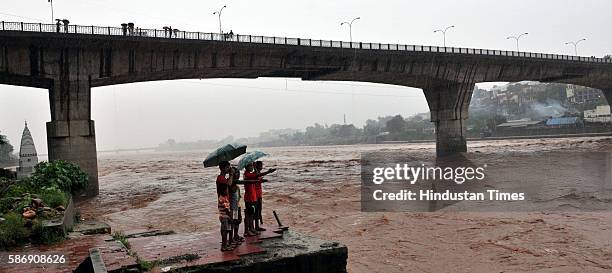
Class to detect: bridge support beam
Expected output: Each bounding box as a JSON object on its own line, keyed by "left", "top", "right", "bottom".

{"left": 47, "top": 78, "right": 99, "bottom": 197}
{"left": 424, "top": 81, "right": 475, "bottom": 156}
{"left": 603, "top": 89, "right": 612, "bottom": 107}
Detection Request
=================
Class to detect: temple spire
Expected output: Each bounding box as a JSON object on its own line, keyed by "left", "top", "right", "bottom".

{"left": 17, "top": 121, "right": 38, "bottom": 179}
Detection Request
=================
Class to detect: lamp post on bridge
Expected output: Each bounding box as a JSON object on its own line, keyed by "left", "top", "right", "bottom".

{"left": 433, "top": 25, "right": 455, "bottom": 47}
{"left": 341, "top": 17, "right": 360, "bottom": 43}
{"left": 212, "top": 5, "right": 227, "bottom": 35}
{"left": 506, "top": 32, "right": 528, "bottom": 51}
{"left": 565, "top": 38, "right": 586, "bottom": 56}
{"left": 48, "top": 0, "right": 54, "bottom": 23}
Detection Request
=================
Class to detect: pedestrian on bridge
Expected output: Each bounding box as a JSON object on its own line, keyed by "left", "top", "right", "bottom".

{"left": 61, "top": 19, "right": 70, "bottom": 33}
{"left": 127, "top": 23, "right": 135, "bottom": 36}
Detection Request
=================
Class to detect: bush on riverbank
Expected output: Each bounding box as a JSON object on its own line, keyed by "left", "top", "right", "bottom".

{"left": 0, "top": 160, "right": 87, "bottom": 249}
{"left": 30, "top": 161, "right": 89, "bottom": 194}
{"left": 0, "top": 212, "right": 29, "bottom": 248}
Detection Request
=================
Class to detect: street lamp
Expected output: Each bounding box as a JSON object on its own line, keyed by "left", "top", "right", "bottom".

{"left": 340, "top": 17, "right": 360, "bottom": 43}
{"left": 506, "top": 33, "right": 529, "bottom": 51}
{"left": 212, "top": 5, "right": 227, "bottom": 35}
{"left": 565, "top": 38, "right": 586, "bottom": 56}
{"left": 433, "top": 25, "right": 455, "bottom": 47}
{"left": 48, "top": 0, "right": 54, "bottom": 23}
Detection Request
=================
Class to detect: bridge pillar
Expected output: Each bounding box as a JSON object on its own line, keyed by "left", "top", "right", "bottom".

{"left": 424, "top": 81, "right": 475, "bottom": 156}
{"left": 47, "top": 79, "right": 99, "bottom": 197}
{"left": 603, "top": 89, "right": 612, "bottom": 107}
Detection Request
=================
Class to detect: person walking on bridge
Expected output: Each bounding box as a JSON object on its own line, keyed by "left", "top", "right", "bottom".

{"left": 61, "top": 19, "right": 70, "bottom": 33}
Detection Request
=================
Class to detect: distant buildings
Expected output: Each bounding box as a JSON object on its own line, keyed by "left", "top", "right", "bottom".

{"left": 584, "top": 105, "right": 612, "bottom": 123}
{"left": 566, "top": 85, "right": 602, "bottom": 106}
{"left": 16, "top": 122, "right": 38, "bottom": 179}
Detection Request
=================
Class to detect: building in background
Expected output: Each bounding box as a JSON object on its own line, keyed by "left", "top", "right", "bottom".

{"left": 17, "top": 122, "right": 38, "bottom": 179}
{"left": 566, "top": 84, "right": 603, "bottom": 107}
{"left": 584, "top": 105, "right": 612, "bottom": 123}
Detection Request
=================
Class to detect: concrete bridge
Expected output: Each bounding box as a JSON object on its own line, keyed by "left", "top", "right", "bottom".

{"left": 2, "top": 21, "right": 612, "bottom": 196}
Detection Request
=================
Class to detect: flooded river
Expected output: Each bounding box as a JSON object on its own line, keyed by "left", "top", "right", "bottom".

{"left": 72, "top": 137, "right": 612, "bottom": 272}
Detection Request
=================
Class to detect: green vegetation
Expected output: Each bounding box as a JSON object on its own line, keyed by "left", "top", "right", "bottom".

{"left": 240, "top": 115, "right": 436, "bottom": 146}
{"left": 38, "top": 187, "right": 68, "bottom": 208}
{"left": 0, "top": 160, "right": 89, "bottom": 249}
{"left": 0, "top": 213, "right": 29, "bottom": 249}
{"left": 112, "top": 230, "right": 131, "bottom": 249}
{"left": 113, "top": 230, "right": 160, "bottom": 272}
{"left": 30, "top": 220, "right": 65, "bottom": 245}
{"left": 29, "top": 161, "right": 89, "bottom": 194}
{"left": 0, "top": 131, "right": 7, "bottom": 145}
{"left": 136, "top": 258, "right": 155, "bottom": 272}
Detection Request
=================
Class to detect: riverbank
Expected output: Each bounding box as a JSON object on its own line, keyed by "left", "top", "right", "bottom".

{"left": 2, "top": 137, "right": 611, "bottom": 272}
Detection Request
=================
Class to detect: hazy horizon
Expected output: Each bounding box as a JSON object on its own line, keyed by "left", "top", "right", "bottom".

{"left": 2, "top": 0, "right": 611, "bottom": 153}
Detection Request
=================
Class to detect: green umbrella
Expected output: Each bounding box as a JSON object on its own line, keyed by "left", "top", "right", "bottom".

{"left": 202, "top": 143, "right": 247, "bottom": 168}
{"left": 238, "top": 151, "right": 269, "bottom": 170}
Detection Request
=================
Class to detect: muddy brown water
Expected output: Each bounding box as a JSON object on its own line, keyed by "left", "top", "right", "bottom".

{"left": 6, "top": 137, "right": 612, "bottom": 273}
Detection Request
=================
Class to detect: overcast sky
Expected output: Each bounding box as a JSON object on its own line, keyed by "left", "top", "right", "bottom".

{"left": 1, "top": 0, "right": 611, "bottom": 153}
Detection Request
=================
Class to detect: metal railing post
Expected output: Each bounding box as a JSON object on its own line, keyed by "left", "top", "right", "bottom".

{"left": 39, "top": 23, "right": 42, "bottom": 32}
{"left": 21, "top": 22, "right": 24, "bottom": 31}
{"left": 108, "top": 26, "right": 111, "bottom": 35}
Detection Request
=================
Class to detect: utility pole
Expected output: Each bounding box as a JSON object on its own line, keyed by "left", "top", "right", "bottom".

{"left": 433, "top": 25, "right": 455, "bottom": 47}
{"left": 565, "top": 38, "right": 586, "bottom": 56}
{"left": 48, "top": 0, "right": 54, "bottom": 23}
{"left": 340, "top": 17, "right": 360, "bottom": 43}
{"left": 213, "top": 5, "right": 227, "bottom": 35}
{"left": 506, "top": 33, "right": 529, "bottom": 51}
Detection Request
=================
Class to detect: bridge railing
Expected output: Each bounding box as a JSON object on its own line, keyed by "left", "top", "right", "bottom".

{"left": 2, "top": 21, "right": 611, "bottom": 64}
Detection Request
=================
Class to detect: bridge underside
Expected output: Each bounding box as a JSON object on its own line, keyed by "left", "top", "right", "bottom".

{"left": 2, "top": 31, "right": 612, "bottom": 197}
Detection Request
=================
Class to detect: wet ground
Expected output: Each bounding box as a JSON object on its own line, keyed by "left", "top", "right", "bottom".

{"left": 3, "top": 137, "right": 612, "bottom": 272}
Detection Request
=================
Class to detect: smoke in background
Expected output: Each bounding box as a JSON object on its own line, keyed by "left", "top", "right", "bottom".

{"left": 528, "top": 99, "right": 567, "bottom": 119}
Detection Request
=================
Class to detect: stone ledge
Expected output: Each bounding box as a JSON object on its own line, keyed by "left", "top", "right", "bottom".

{"left": 78, "top": 229, "right": 347, "bottom": 273}
{"left": 158, "top": 230, "right": 348, "bottom": 273}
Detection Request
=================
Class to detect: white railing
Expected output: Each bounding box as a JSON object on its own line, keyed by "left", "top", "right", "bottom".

{"left": 1, "top": 21, "right": 611, "bottom": 64}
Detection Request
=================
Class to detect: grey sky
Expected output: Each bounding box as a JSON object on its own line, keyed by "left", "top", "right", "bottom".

{"left": 1, "top": 0, "right": 611, "bottom": 153}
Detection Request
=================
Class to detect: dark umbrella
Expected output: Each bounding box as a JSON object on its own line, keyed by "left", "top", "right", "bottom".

{"left": 202, "top": 143, "right": 247, "bottom": 167}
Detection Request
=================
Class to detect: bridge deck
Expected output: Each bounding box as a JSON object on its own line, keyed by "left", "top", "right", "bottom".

{"left": 1, "top": 21, "right": 610, "bottom": 65}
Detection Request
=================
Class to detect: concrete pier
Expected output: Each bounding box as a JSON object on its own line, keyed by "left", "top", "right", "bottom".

{"left": 425, "top": 82, "right": 475, "bottom": 156}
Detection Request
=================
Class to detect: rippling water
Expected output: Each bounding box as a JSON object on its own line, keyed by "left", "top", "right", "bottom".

{"left": 73, "top": 137, "right": 612, "bottom": 272}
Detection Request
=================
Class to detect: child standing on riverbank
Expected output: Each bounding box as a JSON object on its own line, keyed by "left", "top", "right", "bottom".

{"left": 253, "top": 161, "right": 273, "bottom": 231}
{"left": 230, "top": 167, "right": 245, "bottom": 245}
{"left": 243, "top": 163, "right": 259, "bottom": 236}
{"left": 216, "top": 161, "right": 234, "bottom": 251}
